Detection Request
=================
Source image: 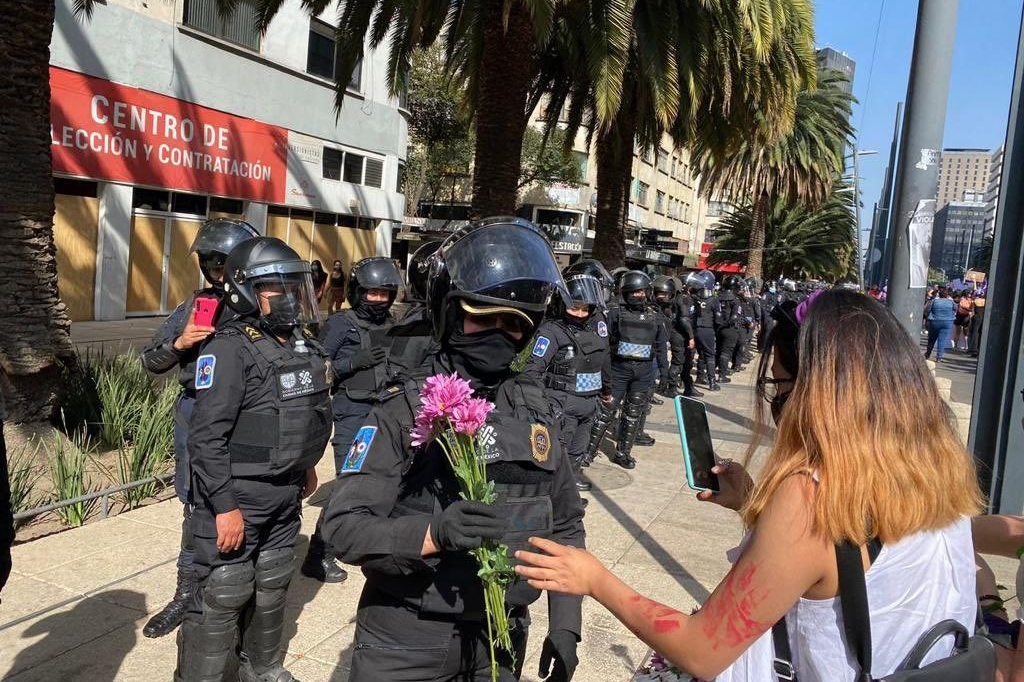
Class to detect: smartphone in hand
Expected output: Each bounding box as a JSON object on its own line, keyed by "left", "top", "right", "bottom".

{"left": 193, "top": 296, "right": 220, "bottom": 328}
{"left": 674, "top": 396, "right": 720, "bottom": 493}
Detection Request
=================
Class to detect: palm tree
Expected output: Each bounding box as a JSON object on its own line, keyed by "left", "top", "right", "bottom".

{"left": 693, "top": 69, "right": 855, "bottom": 279}
{"left": 532, "top": 0, "right": 817, "bottom": 267}
{"left": 707, "top": 182, "right": 858, "bottom": 281}
{"left": 0, "top": 0, "right": 82, "bottom": 422}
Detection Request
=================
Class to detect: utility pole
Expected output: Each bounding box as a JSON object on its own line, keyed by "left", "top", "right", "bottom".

{"left": 876, "top": 102, "right": 904, "bottom": 286}
{"left": 853, "top": 150, "right": 864, "bottom": 287}
{"left": 885, "top": 0, "right": 959, "bottom": 337}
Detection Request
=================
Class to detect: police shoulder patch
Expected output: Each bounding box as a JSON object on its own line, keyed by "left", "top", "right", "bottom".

{"left": 597, "top": 321, "right": 608, "bottom": 337}
{"left": 532, "top": 336, "right": 551, "bottom": 357}
{"left": 195, "top": 354, "right": 216, "bottom": 390}
{"left": 530, "top": 423, "right": 551, "bottom": 463}
{"left": 243, "top": 325, "right": 263, "bottom": 341}
{"left": 341, "top": 426, "right": 377, "bottom": 473}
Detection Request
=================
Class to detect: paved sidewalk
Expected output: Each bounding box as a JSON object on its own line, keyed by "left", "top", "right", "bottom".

{"left": 1, "top": 332, "right": 1011, "bottom": 681}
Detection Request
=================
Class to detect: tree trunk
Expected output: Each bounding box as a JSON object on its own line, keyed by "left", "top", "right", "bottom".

{"left": 592, "top": 85, "right": 638, "bottom": 269}
{"left": 746, "top": 191, "right": 769, "bottom": 280}
{"left": 0, "top": 0, "right": 75, "bottom": 423}
{"left": 470, "top": 0, "right": 537, "bottom": 217}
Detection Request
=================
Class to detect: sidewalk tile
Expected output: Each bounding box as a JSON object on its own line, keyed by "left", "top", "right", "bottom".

{"left": 12, "top": 515, "right": 164, "bottom": 577}
{"left": 0, "top": 574, "right": 80, "bottom": 625}
{"left": 31, "top": 529, "right": 179, "bottom": 594}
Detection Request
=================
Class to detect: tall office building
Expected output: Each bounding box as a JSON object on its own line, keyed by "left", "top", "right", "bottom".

{"left": 985, "top": 145, "right": 1004, "bottom": 234}
{"left": 930, "top": 200, "right": 987, "bottom": 279}
{"left": 937, "top": 148, "right": 992, "bottom": 209}
{"left": 816, "top": 47, "right": 856, "bottom": 92}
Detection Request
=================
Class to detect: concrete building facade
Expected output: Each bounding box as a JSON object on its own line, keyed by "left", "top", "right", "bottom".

{"left": 985, "top": 145, "right": 1004, "bottom": 235}
{"left": 48, "top": 0, "right": 407, "bottom": 320}
{"left": 930, "top": 200, "right": 988, "bottom": 280}
{"left": 937, "top": 148, "right": 991, "bottom": 210}
{"left": 816, "top": 47, "right": 856, "bottom": 92}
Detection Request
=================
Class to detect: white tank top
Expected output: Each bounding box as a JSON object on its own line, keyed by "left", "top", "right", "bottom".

{"left": 714, "top": 516, "right": 976, "bottom": 682}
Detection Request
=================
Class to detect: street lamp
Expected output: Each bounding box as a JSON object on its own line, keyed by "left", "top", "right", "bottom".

{"left": 845, "top": 149, "right": 879, "bottom": 287}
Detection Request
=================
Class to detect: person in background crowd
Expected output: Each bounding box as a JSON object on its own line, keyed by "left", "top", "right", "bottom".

{"left": 969, "top": 286, "right": 987, "bottom": 357}
{"left": 715, "top": 275, "right": 746, "bottom": 384}
{"left": 321, "top": 218, "right": 584, "bottom": 682}
{"left": 757, "top": 280, "right": 779, "bottom": 353}
{"left": 302, "top": 257, "right": 404, "bottom": 583}
{"left": 867, "top": 283, "right": 882, "bottom": 299}
{"left": 954, "top": 291, "right": 974, "bottom": 352}
{"left": 139, "top": 217, "right": 258, "bottom": 639}
{"left": 515, "top": 290, "right": 982, "bottom": 681}
{"left": 925, "top": 286, "right": 957, "bottom": 362}
{"left": 178, "top": 237, "right": 330, "bottom": 682}
{"left": 688, "top": 270, "right": 720, "bottom": 392}
{"left": 310, "top": 260, "right": 328, "bottom": 303}
{"left": 388, "top": 240, "right": 443, "bottom": 376}
{"left": 327, "top": 259, "right": 346, "bottom": 314}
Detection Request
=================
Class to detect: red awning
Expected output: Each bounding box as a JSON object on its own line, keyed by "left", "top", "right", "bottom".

{"left": 697, "top": 254, "right": 745, "bottom": 274}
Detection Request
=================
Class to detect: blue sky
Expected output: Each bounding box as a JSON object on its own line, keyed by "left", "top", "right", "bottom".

{"left": 815, "top": 0, "right": 1022, "bottom": 251}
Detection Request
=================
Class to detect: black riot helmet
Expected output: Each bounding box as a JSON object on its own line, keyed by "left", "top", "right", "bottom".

{"left": 651, "top": 275, "right": 677, "bottom": 305}
{"left": 406, "top": 240, "right": 443, "bottom": 302}
{"left": 426, "top": 217, "right": 568, "bottom": 343}
{"left": 189, "top": 218, "right": 259, "bottom": 286}
{"left": 618, "top": 271, "right": 652, "bottom": 309}
{"left": 559, "top": 273, "right": 604, "bottom": 317}
{"left": 564, "top": 259, "right": 614, "bottom": 290}
{"left": 222, "top": 237, "right": 322, "bottom": 335}
{"left": 347, "top": 257, "right": 403, "bottom": 308}
{"left": 685, "top": 270, "right": 716, "bottom": 299}
{"left": 722, "top": 274, "right": 745, "bottom": 292}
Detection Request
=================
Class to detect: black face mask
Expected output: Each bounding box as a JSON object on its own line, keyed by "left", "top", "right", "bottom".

{"left": 446, "top": 326, "right": 520, "bottom": 380}
{"left": 624, "top": 296, "right": 647, "bottom": 311}
{"left": 356, "top": 299, "right": 390, "bottom": 324}
{"left": 265, "top": 292, "right": 301, "bottom": 333}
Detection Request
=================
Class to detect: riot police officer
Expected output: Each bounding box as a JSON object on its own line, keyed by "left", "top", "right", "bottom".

{"left": 522, "top": 270, "right": 609, "bottom": 493}
{"left": 758, "top": 280, "right": 780, "bottom": 351}
{"left": 388, "top": 240, "right": 442, "bottom": 375}
{"left": 687, "top": 270, "right": 720, "bottom": 392}
{"left": 584, "top": 271, "right": 668, "bottom": 469}
{"left": 139, "top": 217, "right": 257, "bottom": 639}
{"left": 321, "top": 217, "right": 584, "bottom": 682}
{"left": 302, "top": 256, "right": 403, "bottom": 583}
{"left": 671, "top": 278, "right": 702, "bottom": 398}
{"left": 178, "top": 237, "right": 330, "bottom": 682}
{"left": 715, "top": 274, "right": 745, "bottom": 383}
{"left": 652, "top": 276, "right": 687, "bottom": 396}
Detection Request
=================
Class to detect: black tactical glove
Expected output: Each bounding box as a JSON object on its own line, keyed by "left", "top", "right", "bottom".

{"left": 656, "top": 378, "right": 673, "bottom": 397}
{"left": 350, "top": 347, "right": 387, "bottom": 370}
{"left": 539, "top": 629, "right": 579, "bottom": 681}
{"left": 430, "top": 500, "right": 509, "bottom": 551}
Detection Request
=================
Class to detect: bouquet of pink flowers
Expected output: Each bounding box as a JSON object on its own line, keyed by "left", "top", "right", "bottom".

{"left": 411, "top": 373, "right": 515, "bottom": 681}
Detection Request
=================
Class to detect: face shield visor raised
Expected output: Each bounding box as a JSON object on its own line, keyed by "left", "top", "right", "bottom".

{"left": 565, "top": 274, "right": 605, "bottom": 313}
{"left": 250, "top": 267, "right": 323, "bottom": 336}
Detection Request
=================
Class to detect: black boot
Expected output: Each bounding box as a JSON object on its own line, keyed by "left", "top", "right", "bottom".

{"left": 609, "top": 451, "right": 636, "bottom": 469}
{"left": 241, "top": 549, "right": 299, "bottom": 682}
{"left": 571, "top": 455, "right": 592, "bottom": 492}
{"left": 144, "top": 565, "right": 195, "bottom": 638}
{"left": 649, "top": 394, "right": 664, "bottom": 406}
{"left": 635, "top": 433, "right": 655, "bottom": 446}
{"left": 301, "top": 528, "right": 348, "bottom": 583}
{"left": 683, "top": 386, "right": 704, "bottom": 398}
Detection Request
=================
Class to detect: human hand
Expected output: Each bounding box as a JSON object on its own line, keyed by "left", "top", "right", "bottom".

{"left": 688, "top": 339, "right": 695, "bottom": 350}
{"left": 539, "top": 629, "right": 579, "bottom": 681}
{"left": 600, "top": 394, "right": 614, "bottom": 405}
{"left": 351, "top": 347, "right": 387, "bottom": 370}
{"left": 695, "top": 459, "right": 754, "bottom": 512}
{"left": 430, "top": 500, "right": 508, "bottom": 551}
{"left": 515, "top": 536, "right": 608, "bottom": 597}
{"left": 301, "top": 467, "right": 318, "bottom": 498}
{"left": 173, "top": 310, "right": 216, "bottom": 351}
{"left": 215, "top": 509, "right": 245, "bottom": 553}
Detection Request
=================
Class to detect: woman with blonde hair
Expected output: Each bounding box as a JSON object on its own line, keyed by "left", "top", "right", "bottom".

{"left": 516, "top": 289, "right": 984, "bottom": 681}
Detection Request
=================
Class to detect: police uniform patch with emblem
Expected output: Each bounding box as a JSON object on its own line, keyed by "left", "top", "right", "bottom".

{"left": 243, "top": 325, "right": 263, "bottom": 340}
{"left": 341, "top": 426, "right": 377, "bottom": 473}
{"left": 532, "top": 336, "right": 551, "bottom": 357}
{"left": 531, "top": 423, "right": 551, "bottom": 463}
{"left": 597, "top": 321, "right": 608, "bottom": 337}
{"left": 195, "top": 354, "right": 216, "bottom": 390}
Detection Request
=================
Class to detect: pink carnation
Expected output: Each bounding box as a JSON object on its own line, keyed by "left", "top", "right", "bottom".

{"left": 450, "top": 398, "right": 494, "bottom": 435}
{"left": 420, "top": 373, "right": 473, "bottom": 417}
{"left": 410, "top": 418, "right": 434, "bottom": 448}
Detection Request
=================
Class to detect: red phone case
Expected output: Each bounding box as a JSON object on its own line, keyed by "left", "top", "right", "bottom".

{"left": 193, "top": 297, "right": 219, "bottom": 327}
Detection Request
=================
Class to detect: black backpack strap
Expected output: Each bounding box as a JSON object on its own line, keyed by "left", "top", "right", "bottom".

{"left": 836, "top": 541, "right": 875, "bottom": 681}
{"left": 772, "top": 617, "right": 797, "bottom": 681}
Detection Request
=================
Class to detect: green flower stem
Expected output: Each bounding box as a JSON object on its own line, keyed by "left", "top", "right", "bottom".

{"left": 436, "top": 421, "right": 516, "bottom": 682}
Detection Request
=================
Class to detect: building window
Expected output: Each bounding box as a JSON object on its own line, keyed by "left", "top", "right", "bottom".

{"left": 306, "top": 19, "right": 362, "bottom": 89}
{"left": 657, "top": 149, "right": 669, "bottom": 174}
{"left": 397, "top": 162, "right": 406, "bottom": 193}
{"left": 343, "top": 152, "right": 364, "bottom": 184}
{"left": 574, "top": 151, "right": 589, "bottom": 178}
{"left": 132, "top": 188, "right": 171, "bottom": 212}
{"left": 707, "top": 200, "right": 729, "bottom": 218}
{"left": 183, "top": 0, "right": 261, "bottom": 52}
{"left": 54, "top": 177, "right": 98, "bottom": 197}
{"left": 364, "top": 158, "right": 384, "bottom": 188}
{"left": 637, "top": 182, "right": 650, "bottom": 206}
{"left": 655, "top": 190, "right": 665, "bottom": 214}
{"left": 210, "top": 197, "right": 244, "bottom": 214}
{"left": 641, "top": 147, "right": 654, "bottom": 165}
{"left": 323, "top": 147, "right": 344, "bottom": 180}
{"left": 171, "top": 192, "right": 209, "bottom": 216}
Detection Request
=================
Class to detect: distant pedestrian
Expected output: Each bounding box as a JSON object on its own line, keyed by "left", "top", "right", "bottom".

{"left": 310, "top": 260, "right": 328, "bottom": 303}
{"left": 924, "top": 286, "right": 957, "bottom": 362}
{"left": 327, "top": 259, "right": 346, "bottom": 313}
{"left": 953, "top": 292, "right": 973, "bottom": 351}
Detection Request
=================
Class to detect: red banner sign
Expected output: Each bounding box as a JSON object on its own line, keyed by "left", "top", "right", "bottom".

{"left": 50, "top": 67, "right": 287, "bottom": 202}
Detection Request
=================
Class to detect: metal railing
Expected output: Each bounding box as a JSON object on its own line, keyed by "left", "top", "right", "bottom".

{"left": 14, "top": 472, "right": 175, "bottom": 523}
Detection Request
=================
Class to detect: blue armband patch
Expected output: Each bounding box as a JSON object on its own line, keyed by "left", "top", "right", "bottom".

{"left": 195, "top": 354, "right": 216, "bottom": 390}
{"left": 532, "top": 336, "right": 551, "bottom": 357}
{"left": 597, "top": 321, "right": 608, "bottom": 337}
{"left": 341, "top": 426, "right": 377, "bottom": 473}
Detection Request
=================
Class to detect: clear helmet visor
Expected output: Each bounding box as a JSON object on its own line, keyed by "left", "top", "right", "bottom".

{"left": 251, "top": 270, "right": 323, "bottom": 333}
{"left": 565, "top": 274, "right": 604, "bottom": 308}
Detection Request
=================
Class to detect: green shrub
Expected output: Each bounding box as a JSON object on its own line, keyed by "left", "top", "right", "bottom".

{"left": 94, "top": 354, "right": 155, "bottom": 449}
{"left": 46, "top": 430, "right": 98, "bottom": 527}
{"left": 8, "top": 440, "right": 44, "bottom": 522}
{"left": 116, "top": 383, "right": 176, "bottom": 508}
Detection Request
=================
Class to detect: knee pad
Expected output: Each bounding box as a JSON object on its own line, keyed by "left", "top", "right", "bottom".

{"left": 205, "top": 563, "right": 255, "bottom": 612}
{"left": 623, "top": 393, "right": 647, "bottom": 418}
{"left": 255, "top": 548, "right": 294, "bottom": 591}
